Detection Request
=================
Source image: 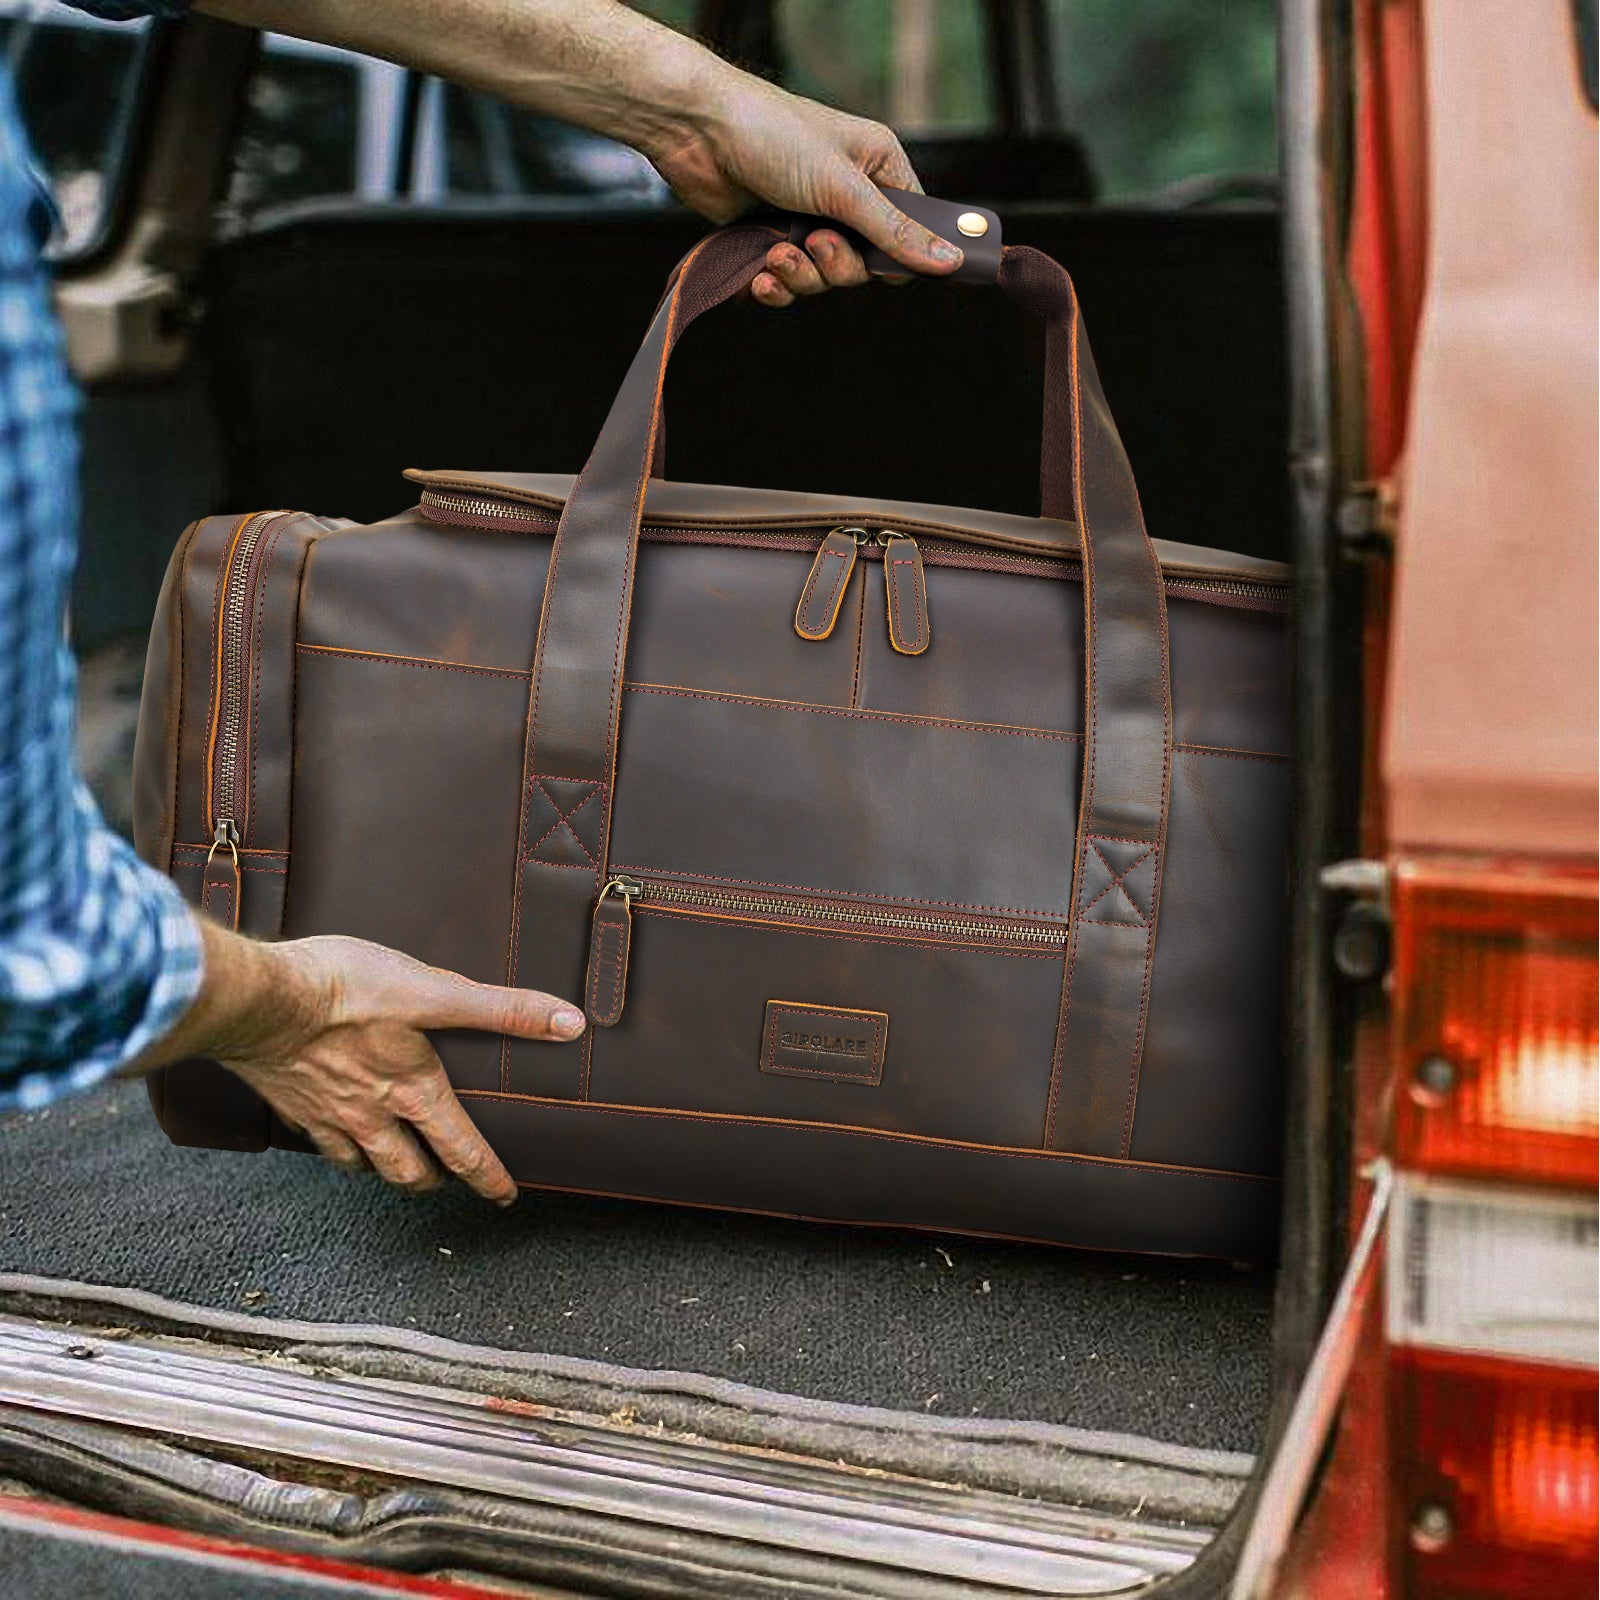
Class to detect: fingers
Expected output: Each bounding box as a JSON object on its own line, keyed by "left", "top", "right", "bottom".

{"left": 752, "top": 233, "right": 871, "bottom": 309}
{"left": 355, "top": 1119, "right": 442, "bottom": 1195}
{"left": 831, "top": 173, "right": 963, "bottom": 277}
{"left": 755, "top": 241, "right": 825, "bottom": 300}
{"left": 403, "top": 1072, "right": 519, "bottom": 1207}
{"left": 307, "top": 1125, "right": 367, "bottom": 1175}
{"left": 409, "top": 966, "right": 587, "bottom": 1042}
{"left": 861, "top": 130, "right": 923, "bottom": 196}
{"left": 804, "top": 231, "right": 871, "bottom": 288}
{"left": 750, "top": 271, "right": 793, "bottom": 309}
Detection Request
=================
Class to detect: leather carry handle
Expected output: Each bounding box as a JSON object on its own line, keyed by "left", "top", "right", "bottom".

{"left": 510, "top": 223, "right": 1173, "bottom": 1161}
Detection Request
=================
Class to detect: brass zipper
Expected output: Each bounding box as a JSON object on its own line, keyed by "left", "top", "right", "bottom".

{"left": 585, "top": 870, "right": 1063, "bottom": 1027}
{"left": 417, "top": 487, "right": 1289, "bottom": 609}
{"left": 614, "top": 874, "right": 1066, "bottom": 948}
{"left": 207, "top": 511, "right": 287, "bottom": 856}
{"left": 416, "top": 489, "right": 527, "bottom": 522}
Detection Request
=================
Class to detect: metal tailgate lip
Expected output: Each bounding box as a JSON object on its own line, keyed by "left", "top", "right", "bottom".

{"left": 0, "top": 1309, "right": 1208, "bottom": 1596}
{"left": 0, "top": 1272, "right": 1255, "bottom": 1482}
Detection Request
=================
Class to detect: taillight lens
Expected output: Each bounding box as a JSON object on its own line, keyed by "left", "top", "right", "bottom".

{"left": 1385, "top": 863, "right": 1598, "bottom": 1599}
{"left": 1392, "top": 864, "right": 1597, "bottom": 1186}
{"left": 1392, "top": 1349, "right": 1597, "bottom": 1596}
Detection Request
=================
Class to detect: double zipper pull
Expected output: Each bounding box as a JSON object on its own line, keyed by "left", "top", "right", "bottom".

{"left": 880, "top": 531, "right": 930, "bottom": 655}
{"left": 201, "top": 818, "right": 242, "bottom": 930}
{"left": 794, "top": 527, "right": 864, "bottom": 641}
{"left": 794, "top": 526, "right": 931, "bottom": 654}
{"left": 586, "top": 875, "right": 641, "bottom": 1027}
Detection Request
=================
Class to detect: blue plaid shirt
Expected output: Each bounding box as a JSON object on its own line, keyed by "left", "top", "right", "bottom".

{"left": 0, "top": 44, "right": 202, "bottom": 1114}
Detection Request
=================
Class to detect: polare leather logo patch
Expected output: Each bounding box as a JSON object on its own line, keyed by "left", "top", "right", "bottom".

{"left": 762, "top": 1001, "right": 888, "bottom": 1085}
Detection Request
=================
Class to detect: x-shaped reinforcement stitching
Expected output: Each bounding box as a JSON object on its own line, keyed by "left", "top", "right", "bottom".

{"left": 525, "top": 777, "right": 606, "bottom": 869}
{"left": 1076, "top": 837, "right": 1158, "bottom": 928}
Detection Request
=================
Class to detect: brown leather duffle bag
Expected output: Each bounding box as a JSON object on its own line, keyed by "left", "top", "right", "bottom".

{"left": 134, "top": 207, "right": 1291, "bottom": 1259}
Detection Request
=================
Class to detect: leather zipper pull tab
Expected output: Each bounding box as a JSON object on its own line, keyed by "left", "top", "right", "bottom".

{"left": 794, "top": 527, "right": 863, "bottom": 641}
{"left": 880, "top": 531, "right": 930, "bottom": 655}
{"left": 201, "top": 819, "right": 241, "bottom": 930}
{"left": 586, "top": 875, "right": 641, "bottom": 1027}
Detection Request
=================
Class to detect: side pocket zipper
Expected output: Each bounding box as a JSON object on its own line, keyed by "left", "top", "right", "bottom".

{"left": 202, "top": 511, "right": 290, "bottom": 929}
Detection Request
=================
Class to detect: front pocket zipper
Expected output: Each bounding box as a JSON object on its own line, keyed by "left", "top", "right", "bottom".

{"left": 202, "top": 510, "right": 292, "bottom": 924}
{"left": 585, "top": 872, "right": 1066, "bottom": 1027}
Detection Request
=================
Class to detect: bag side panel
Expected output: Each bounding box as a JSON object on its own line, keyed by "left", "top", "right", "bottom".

{"left": 143, "top": 513, "right": 324, "bottom": 1152}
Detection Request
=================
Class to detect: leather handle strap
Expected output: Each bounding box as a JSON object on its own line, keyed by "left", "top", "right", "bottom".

{"left": 511, "top": 227, "right": 1172, "bottom": 1159}
{"left": 1000, "top": 246, "right": 1176, "bottom": 1158}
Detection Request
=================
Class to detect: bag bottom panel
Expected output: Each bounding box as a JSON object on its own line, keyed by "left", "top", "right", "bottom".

{"left": 457, "top": 1091, "right": 1279, "bottom": 1260}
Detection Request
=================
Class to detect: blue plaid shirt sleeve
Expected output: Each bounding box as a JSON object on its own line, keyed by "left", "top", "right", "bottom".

{"left": 0, "top": 72, "right": 203, "bottom": 1115}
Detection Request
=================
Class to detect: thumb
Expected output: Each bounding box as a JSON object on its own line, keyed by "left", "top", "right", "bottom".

{"left": 830, "top": 175, "right": 964, "bottom": 277}
{"left": 414, "top": 969, "right": 587, "bottom": 1042}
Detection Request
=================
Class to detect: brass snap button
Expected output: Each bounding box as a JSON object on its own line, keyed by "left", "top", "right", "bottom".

{"left": 956, "top": 211, "right": 989, "bottom": 237}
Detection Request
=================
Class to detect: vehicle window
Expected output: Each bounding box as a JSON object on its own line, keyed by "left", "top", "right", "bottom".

{"left": 442, "top": 90, "right": 668, "bottom": 204}
{"left": 776, "top": 0, "right": 994, "bottom": 133}
{"left": 1044, "top": 0, "right": 1276, "bottom": 199}
{"left": 0, "top": 1, "right": 155, "bottom": 258}
{"left": 225, "top": 32, "right": 677, "bottom": 221}
{"left": 223, "top": 37, "right": 374, "bottom": 221}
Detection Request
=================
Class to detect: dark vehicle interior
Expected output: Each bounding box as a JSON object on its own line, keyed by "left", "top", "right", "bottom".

{"left": 1, "top": 2, "right": 1298, "bottom": 1594}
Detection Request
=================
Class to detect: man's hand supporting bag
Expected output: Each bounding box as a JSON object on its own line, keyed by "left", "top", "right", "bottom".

{"left": 128, "top": 925, "right": 588, "bottom": 1207}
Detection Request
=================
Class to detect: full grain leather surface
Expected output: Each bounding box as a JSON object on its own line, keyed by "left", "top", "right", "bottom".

{"left": 135, "top": 229, "right": 1291, "bottom": 1259}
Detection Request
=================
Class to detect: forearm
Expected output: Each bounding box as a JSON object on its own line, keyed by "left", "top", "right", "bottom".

{"left": 193, "top": 0, "right": 741, "bottom": 164}
{"left": 192, "top": 0, "right": 957, "bottom": 277}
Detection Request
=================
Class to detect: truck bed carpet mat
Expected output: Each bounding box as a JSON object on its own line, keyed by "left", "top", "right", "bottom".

{"left": 0, "top": 1081, "right": 1274, "bottom": 1452}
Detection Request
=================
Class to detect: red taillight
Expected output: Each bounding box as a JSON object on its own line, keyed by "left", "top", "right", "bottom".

{"left": 1383, "top": 862, "right": 1598, "bottom": 1600}
{"left": 1393, "top": 1349, "right": 1598, "bottom": 1596}
{"left": 1392, "top": 864, "right": 1598, "bottom": 1187}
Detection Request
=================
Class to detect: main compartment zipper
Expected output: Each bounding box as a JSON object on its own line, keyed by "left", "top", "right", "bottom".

{"left": 586, "top": 872, "right": 1066, "bottom": 1027}
{"left": 416, "top": 487, "right": 1290, "bottom": 613}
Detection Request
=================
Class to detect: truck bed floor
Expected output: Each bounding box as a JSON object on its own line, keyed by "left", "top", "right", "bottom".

{"left": 0, "top": 1081, "right": 1274, "bottom": 1452}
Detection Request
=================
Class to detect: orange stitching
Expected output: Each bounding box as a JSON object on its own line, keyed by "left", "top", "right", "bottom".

{"left": 1177, "top": 743, "right": 1290, "bottom": 765}
{"left": 454, "top": 1090, "right": 1277, "bottom": 1183}
{"left": 1077, "top": 838, "right": 1156, "bottom": 922}
{"left": 297, "top": 643, "right": 529, "bottom": 680}
{"left": 849, "top": 573, "right": 867, "bottom": 709}
{"left": 587, "top": 917, "right": 626, "bottom": 1023}
{"left": 762, "top": 1002, "right": 885, "bottom": 1083}
{"left": 201, "top": 875, "right": 236, "bottom": 926}
{"left": 624, "top": 682, "right": 1079, "bottom": 744}
{"left": 887, "top": 554, "right": 927, "bottom": 653}
{"left": 172, "top": 842, "right": 286, "bottom": 860}
{"left": 527, "top": 778, "right": 603, "bottom": 865}
{"left": 167, "top": 518, "right": 203, "bottom": 873}
{"left": 245, "top": 516, "right": 292, "bottom": 845}
{"left": 795, "top": 543, "right": 853, "bottom": 639}
{"left": 1045, "top": 279, "right": 1086, "bottom": 1152}
{"left": 203, "top": 516, "right": 252, "bottom": 829}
